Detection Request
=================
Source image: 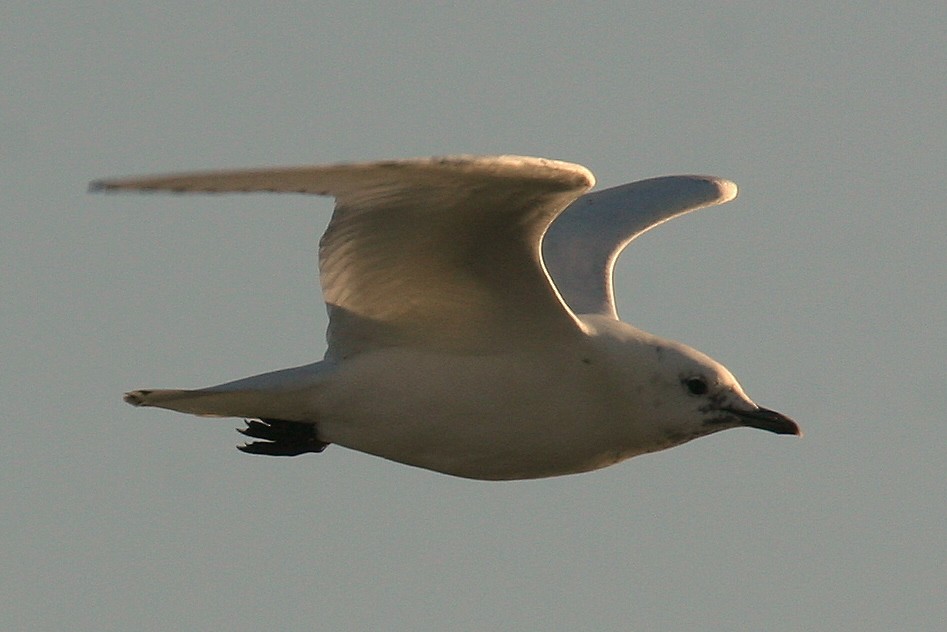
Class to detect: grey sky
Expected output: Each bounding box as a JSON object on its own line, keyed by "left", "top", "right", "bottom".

{"left": 2, "top": 3, "right": 945, "bottom": 630}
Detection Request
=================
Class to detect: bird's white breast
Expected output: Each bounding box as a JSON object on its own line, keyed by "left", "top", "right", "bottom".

{"left": 312, "top": 341, "right": 647, "bottom": 479}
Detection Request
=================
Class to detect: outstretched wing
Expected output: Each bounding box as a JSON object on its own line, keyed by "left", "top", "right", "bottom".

{"left": 542, "top": 175, "right": 738, "bottom": 319}
{"left": 91, "top": 155, "right": 595, "bottom": 358}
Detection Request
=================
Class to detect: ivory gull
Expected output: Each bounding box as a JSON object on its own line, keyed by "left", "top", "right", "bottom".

{"left": 91, "top": 155, "right": 799, "bottom": 480}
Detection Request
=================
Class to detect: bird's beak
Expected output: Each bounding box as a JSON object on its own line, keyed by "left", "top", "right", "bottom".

{"left": 725, "top": 406, "right": 801, "bottom": 436}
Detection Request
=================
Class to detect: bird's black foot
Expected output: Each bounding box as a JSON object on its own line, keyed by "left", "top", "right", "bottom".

{"left": 237, "top": 419, "right": 330, "bottom": 456}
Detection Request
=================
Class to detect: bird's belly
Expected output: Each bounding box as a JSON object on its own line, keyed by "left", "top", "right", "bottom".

{"left": 314, "top": 347, "right": 632, "bottom": 480}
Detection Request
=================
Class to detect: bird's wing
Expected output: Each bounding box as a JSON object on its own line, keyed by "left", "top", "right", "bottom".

{"left": 91, "top": 155, "right": 595, "bottom": 358}
{"left": 542, "top": 175, "right": 738, "bottom": 319}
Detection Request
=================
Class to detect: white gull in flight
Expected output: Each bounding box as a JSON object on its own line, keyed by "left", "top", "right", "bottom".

{"left": 91, "top": 155, "right": 799, "bottom": 480}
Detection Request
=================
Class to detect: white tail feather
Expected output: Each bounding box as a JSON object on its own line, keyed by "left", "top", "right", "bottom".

{"left": 123, "top": 362, "right": 331, "bottom": 420}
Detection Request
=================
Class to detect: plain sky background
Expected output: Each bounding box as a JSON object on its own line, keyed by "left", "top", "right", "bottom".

{"left": 2, "top": 2, "right": 944, "bottom": 630}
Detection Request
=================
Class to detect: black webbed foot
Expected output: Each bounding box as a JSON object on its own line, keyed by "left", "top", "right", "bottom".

{"left": 237, "top": 419, "right": 329, "bottom": 456}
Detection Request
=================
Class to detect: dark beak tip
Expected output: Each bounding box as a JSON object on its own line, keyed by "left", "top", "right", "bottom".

{"left": 769, "top": 412, "right": 802, "bottom": 437}
{"left": 728, "top": 406, "right": 801, "bottom": 437}
{"left": 781, "top": 420, "right": 803, "bottom": 437}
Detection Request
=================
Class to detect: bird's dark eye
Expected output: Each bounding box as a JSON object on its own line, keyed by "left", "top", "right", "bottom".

{"left": 683, "top": 377, "right": 709, "bottom": 396}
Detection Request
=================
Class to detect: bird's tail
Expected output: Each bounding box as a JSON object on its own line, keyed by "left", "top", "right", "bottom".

{"left": 123, "top": 361, "right": 330, "bottom": 421}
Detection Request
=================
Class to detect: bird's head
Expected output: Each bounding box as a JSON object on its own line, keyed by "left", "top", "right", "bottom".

{"left": 582, "top": 315, "right": 800, "bottom": 450}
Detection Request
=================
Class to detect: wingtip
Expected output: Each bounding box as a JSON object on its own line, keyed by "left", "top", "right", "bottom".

{"left": 88, "top": 180, "right": 110, "bottom": 193}
{"left": 123, "top": 390, "right": 148, "bottom": 406}
{"left": 715, "top": 178, "right": 739, "bottom": 203}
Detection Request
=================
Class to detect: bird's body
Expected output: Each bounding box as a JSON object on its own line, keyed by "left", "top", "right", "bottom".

{"left": 286, "top": 317, "right": 716, "bottom": 480}
{"left": 314, "top": 336, "right": 611, "bottom": 480}
{"left": 94, "top": 155, "right": 798, "bottom": 480}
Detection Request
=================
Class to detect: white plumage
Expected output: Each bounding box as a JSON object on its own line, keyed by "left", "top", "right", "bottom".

{"left": 92, "top": 155, "right": 797, "bottom": 480}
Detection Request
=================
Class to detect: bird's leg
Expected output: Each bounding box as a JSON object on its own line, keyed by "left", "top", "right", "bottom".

{"left": 237, "top": 419, "right": 330, "bottom": 456}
